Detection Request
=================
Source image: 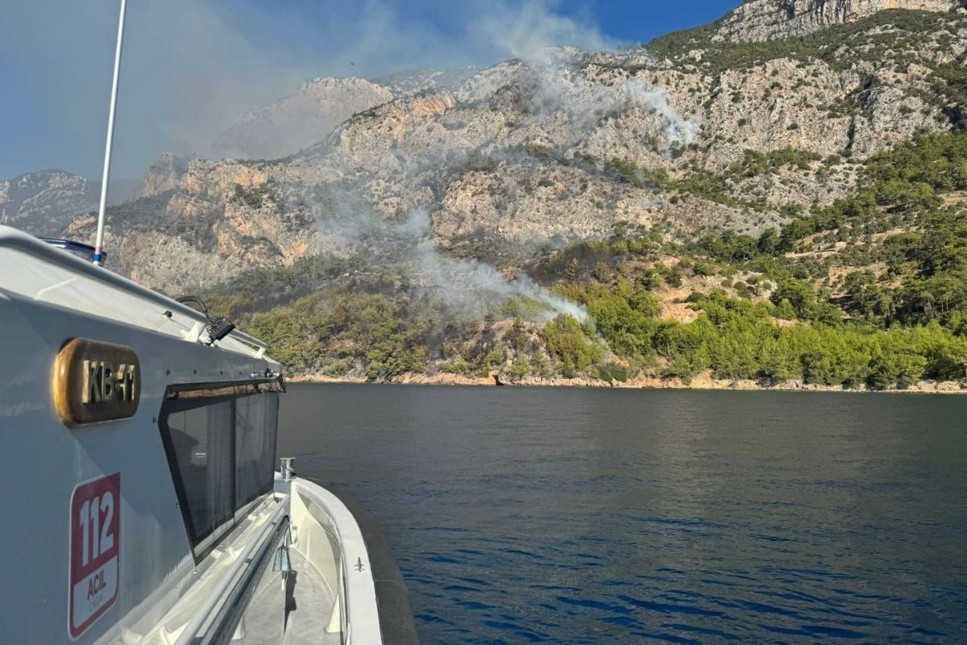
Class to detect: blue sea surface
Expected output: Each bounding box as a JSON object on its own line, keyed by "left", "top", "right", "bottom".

{"left": 279, "top": 384, "right": 967, "bottom": 644}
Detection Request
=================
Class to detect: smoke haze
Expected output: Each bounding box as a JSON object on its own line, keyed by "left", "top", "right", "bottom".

{"left": 305, "top": 187, "right": 590, "bottom": 323}
{"left": 403, "top": 211, "right": 590, "bottom": 322}
{"left": 288, "top": 16, "right": 696, "bottom": 325}
{"left": 0, "top": 0, "right": 611, "bottom": 181}
{"left": 1, "top": 1, "right": 693, "bottom": 327}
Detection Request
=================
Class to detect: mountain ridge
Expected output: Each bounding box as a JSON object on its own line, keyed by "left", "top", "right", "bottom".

{"left": 712, "top": 0, "right": 964, "bottom": 43}
{"left": 0, "top": 169, "right": 137, "bottom": 235}
{"left": 5, "top": 3, "right": 967, "bottom": 389}
{"left": 79, "top": 7, "right": 963, "bottom": 292}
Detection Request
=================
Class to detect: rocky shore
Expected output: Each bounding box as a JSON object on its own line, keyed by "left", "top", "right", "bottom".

{"left": 288, "top": 371, "right": 967, "bottom": 394}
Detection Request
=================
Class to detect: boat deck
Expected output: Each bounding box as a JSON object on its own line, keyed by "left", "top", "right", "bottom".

{"left": 285, "top": 548, "right": 341, "bottom": 645}
{"left": 237, "top": 545, "right": 339, "bottom": 644}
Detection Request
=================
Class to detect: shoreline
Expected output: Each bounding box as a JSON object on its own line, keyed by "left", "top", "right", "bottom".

{"left": 287, "top": 372, "right": 967, "bottom": 394}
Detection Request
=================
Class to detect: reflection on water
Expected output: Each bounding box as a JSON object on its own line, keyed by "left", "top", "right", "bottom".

{"left": 280, "top": 385, "right": 967, "bottom": 644}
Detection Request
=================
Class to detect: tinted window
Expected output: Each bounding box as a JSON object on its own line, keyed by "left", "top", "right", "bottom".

{"left": 235, "top": 392, "right": 279, "bottom": 509}
{"left": 159, "top": 388, "right": 280, "bottom": 559}
{"left": 162, "top": 398, "right": 234, "bottom": 549}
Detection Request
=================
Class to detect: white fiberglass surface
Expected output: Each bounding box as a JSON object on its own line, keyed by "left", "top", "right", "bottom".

{"left": 0, "top": 245, "right": 262, "bottom": 358}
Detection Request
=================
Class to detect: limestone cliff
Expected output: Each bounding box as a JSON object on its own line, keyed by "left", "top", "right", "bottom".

{"left": 138, "top": 153, "right": 188, "bottom": 198}
{"left": 23, "top": 3, "right": 967, "bottom": 295}
{"left": 714, "top": 0, "right": 964, "bottom": 42}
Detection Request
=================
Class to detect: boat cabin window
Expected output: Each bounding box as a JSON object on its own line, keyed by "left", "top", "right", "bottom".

{"left": 158, "top": 384, "right": 280, "bottom": 560}
{"left": 235, "top": 392, "right": 279, "bottom": 508}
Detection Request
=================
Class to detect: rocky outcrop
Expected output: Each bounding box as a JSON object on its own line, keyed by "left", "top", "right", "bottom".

{"left": 62, "top": 158, "right": 322, "bottom": 291}
{"left": 714, "top": 0, "right": 962, "bottom": 42}
{"left": 138, "top": 153, "right": 188, "bottom": 198}
{"left": 211, "top": 77, "right": 394, "bottom": 160}
{"left": 0, "top": 170, "right": 97, "bottom": 235}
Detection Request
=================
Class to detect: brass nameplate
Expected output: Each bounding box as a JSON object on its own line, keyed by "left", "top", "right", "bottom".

{"left": 53, "top": 338, "right": 141, "bottom": 427}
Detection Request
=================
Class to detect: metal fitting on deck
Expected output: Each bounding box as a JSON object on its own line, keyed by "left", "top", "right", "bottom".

{"left": 280, "top": 457, "right": 296, "bottom": 482}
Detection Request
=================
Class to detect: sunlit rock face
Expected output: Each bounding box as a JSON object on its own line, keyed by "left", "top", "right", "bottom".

{"left": 11, "top": 1, "right": 966, "bottom": 292}
{"left": 713, "top": 0, "right": 962, "bottom": 43}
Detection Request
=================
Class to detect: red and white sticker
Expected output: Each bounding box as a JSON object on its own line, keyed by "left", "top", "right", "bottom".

{"left": 69, "top": 473, "right": 120, "bottom": 640}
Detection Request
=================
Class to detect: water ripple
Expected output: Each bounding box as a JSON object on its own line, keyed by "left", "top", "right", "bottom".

{"left": 280, "top": 384, "right": 967, "bottom": 644}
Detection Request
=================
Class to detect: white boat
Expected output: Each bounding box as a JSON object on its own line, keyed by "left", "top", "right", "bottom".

{"left": 2, "top": 3, "right": 417, "bottom": 639}
{"left": 0, "top": 226, "right": 415, "bottom": 643}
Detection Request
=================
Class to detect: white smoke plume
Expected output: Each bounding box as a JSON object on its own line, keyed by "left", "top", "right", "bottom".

{"left": 310, "top": 199, "right": 588, "bottom": 323}
{"left": 482, "top": 0, "right": 612, "bottom": 65}
{"left": 505, "top": 50, "right": 696, "bottom": 155}
{"left": 0, "top": 0, "right": 618, "bottom": 180}
{"left": 401, "top": 211, "right": 588, "bottom": 322}
{"left": 291, "top": 3, "right": 695, "bottom": 327}
{"left": 623, "top": 78, "right": 697, "bottom": 147}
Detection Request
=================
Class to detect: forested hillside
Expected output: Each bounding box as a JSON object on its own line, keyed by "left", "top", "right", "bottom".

{"left": 203, "top": 132, "right": 967, "bottom": 389}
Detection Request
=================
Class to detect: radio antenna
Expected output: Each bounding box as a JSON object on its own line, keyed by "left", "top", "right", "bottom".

{"left": 93, "top": 0, "right": 127, "bottom": 266}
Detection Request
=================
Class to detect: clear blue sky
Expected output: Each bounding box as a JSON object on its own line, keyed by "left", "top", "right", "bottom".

{"left": 0, "top": 0, "right": 738, "bottom": 181}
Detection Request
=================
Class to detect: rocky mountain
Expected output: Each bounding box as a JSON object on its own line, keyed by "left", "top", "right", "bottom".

{"left": 713, "top": 0, "right": 964, "bottom": 43}
{"left": 12, "top": 71, "right": 483, "bottom": 242}
{"left": 0, "top": 169, "right": 138, "bottom": 236}
{"left": 138, "top": 153, "right": 188, "bottom": 198}
{"left": 17, "top": 2, "right": 967, "bottom": 387}
{"left": 0, "top": 170, "right": 98, "bottom": 235}
{"left": 70, "top": 3, "right": 966, "bottom": 294}
{"left": 210, "top": 77, "right": 395, "bottom": 161}
{"left": 372, "top": 67, "right": 481, "bottom": 96}
{"left": 209, "top": 69, "right": 484, "bottom": 163}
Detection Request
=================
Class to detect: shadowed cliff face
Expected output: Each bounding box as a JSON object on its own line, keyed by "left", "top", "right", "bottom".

{"left": 0, "top": 170, "right": 137, "bottom": 235}
{"left": 0, "top": 170, "right": 96, "bottom": 234}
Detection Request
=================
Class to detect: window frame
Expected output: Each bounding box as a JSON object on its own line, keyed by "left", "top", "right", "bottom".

{"left": 157, "top": 379, "right": 282, "bottom": 562}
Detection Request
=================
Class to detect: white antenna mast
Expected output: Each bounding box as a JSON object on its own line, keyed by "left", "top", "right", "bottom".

{"left": 93, "top": 0, "right": 127, "bottom": 266}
